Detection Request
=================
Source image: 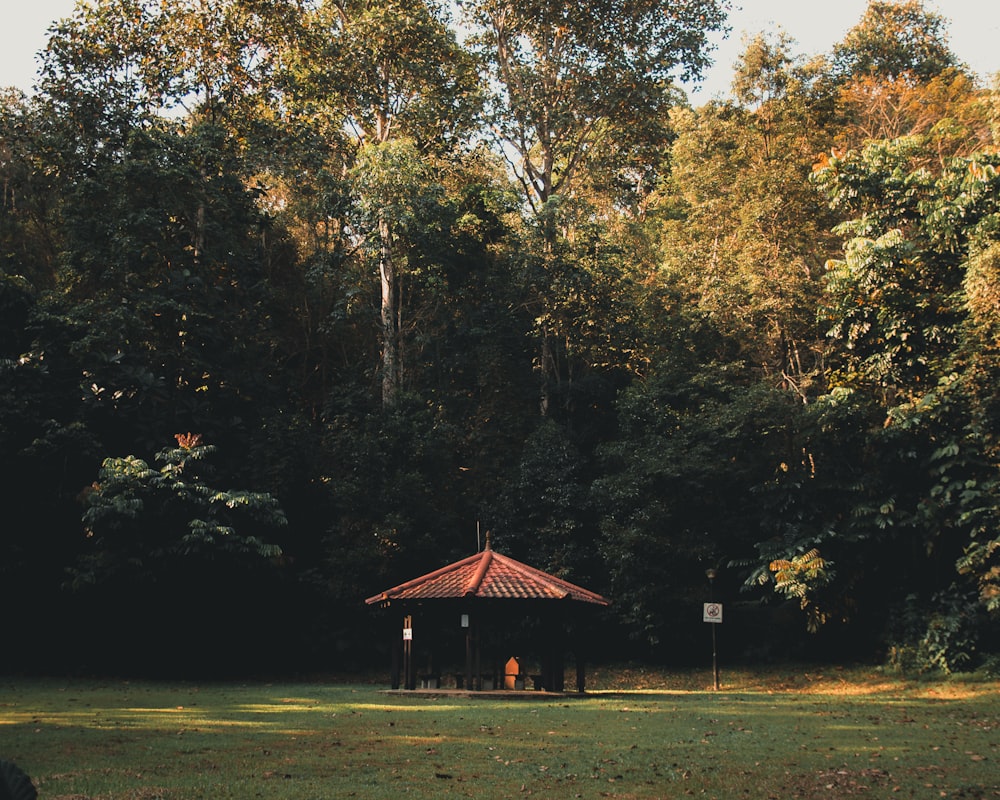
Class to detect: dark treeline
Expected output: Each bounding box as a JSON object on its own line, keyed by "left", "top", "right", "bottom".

{"left": 2, "top": 0, "right": 999, "bottom": 677}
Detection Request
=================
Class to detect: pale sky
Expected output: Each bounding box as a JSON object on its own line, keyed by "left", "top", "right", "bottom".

{"left": 1, "top": 0, "right": 998, "bottom": 100}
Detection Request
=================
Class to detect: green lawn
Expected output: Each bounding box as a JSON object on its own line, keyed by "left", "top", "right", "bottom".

{"left": 1, "top": 667, "right": 997, "bottom": 799}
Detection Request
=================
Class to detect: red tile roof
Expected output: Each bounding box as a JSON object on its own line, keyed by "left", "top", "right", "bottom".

{"left": 365, "top": 544, "right": 609, "bottom": 606}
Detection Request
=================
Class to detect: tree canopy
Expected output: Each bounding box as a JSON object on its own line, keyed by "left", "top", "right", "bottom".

{"left": 2, "top": 0, "right": 999, "bottom": 677}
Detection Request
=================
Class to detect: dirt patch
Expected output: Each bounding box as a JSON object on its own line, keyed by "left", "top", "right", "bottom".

{"left": 777, "top": 766, "right": 892, "bottom": 798}
{"left": 48, "top": 791, "right": 171, "bottom": 800}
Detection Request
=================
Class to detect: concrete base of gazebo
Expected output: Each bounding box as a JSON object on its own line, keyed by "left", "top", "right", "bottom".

{"left": 378, "top": 687, "right": 587, "bottom": 699}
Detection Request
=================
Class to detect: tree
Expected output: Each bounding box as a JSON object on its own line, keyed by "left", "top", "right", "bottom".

{"left": 76, "top": 434, "right": 285, "bottom": 586}
{"left": 813, "top": 138, "right": 968, "bottom": 401}
{"left": 831, "top": 0, "right": 959, "bottom": 83}
{"left": 827, "top": 0, "right": 984, "bottom": 156}
{"left": 39, "top": 0, "right": 303, "bottom": 124}
{"left": 0, "top": 91, "right": 60, "bottom": 291}
{"left": 834, "top": 69, "right": 993, "bottom": 158}
{"left": 461, "top": 0, "right": 729, "bottom": 413}
{"left": 594, "top": 318, "right": 800, "bottom": 653}
{"left": 290, "top": 0, "right": 481, "bottom": 407}
{"left": 28, "top": 0, "right": 308, "bottom": 460}
{"left": 958, "top": 240, "right": 1000, "bottom": 613}
{"left": 70, "top": 434, "right": 288, "bottom": 673}
{"left": 463, "top": 0, "right": 728, "bottom": 215}
{"left": 654, "top": 32, "right": 839, "bottom": 394}
{"left": 748, "top": 140, "right": 1000, "bottom": 663}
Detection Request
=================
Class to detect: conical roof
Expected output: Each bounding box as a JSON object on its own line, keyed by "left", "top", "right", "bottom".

{"left": 364, "top": 542, "right": 609, "bottom": 606}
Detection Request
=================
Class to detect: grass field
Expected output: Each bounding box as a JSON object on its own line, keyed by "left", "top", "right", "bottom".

{"left": 1, "top": 666, "right": 998, "bottom": 799}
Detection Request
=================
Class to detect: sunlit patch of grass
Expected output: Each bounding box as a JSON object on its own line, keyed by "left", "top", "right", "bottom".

{"left": 2, "top": 670, "right": 998, "bottom": 799}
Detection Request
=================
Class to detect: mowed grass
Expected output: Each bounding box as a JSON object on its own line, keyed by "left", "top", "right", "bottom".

{"left": 1, "top": 666, "right": 998, "bottom": 799}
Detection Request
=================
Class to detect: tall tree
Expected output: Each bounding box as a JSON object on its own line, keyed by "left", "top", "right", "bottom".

{"left": 292, "top": 0, "right": 480, "bottom": 407}
{"left": 461, "top": 0, "right": 729, "bottom": 413}
{"left": 655, "top": 32, "right": 839, "bottom": 393}
{"left": 0, "top": 91, "right": 60, "bottom": 290}
{"left": 39, "top": 0, "right": 303, "bottom": 123}
{"left": 594, "top": 318, "right": 799, "bottom": 652}
{"left": 462, "top": 0, "right": 728, "bottom": 214}
{"left": 827, "top": 0, "right": 984, "bottom": 156}
{"left": 830, "top": 0, "right": 959, "bottom": 83}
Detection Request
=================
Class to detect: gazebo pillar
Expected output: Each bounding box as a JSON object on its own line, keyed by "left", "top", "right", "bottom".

{"left": 391, "top": 633, "right": 401, "bottom": 690}
{"left": 464, "top": 610, "right": 474, "bottom": 690}
{"left": 572, "top": 618, "right": 588, "bottom": 693}
{"left": 540, "top": 616, "right": 566, "bottom": 691}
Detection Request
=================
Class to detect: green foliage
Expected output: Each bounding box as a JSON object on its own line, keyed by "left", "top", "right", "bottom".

{"left": 74, "top": 436, "right": 285, "bottom": 588}
{"left": 740, "top": 386, "right": 881, "bottom": 627}
{"left": 831, "top": 0, "right": 960, "bottom": 82}
{"left": 462, "top": 0, "right": 729, "bottom": 426}
{"left": 4, "top": 0, "right": 1000, "bottom": 675}
{"left": 317, "top": 393, "right": 476, "bottom": 598}
{"left": 812, "top": 143, "right": 1000, "bottom": 626}
{"left": 763, "top": 549, "right": 835, "bottom": 633}
{"left": 493, "top": 419, "right": 596, "bottom": 582}
{"left": 462, "top": 0, "right": 728, "bottom": 210}
{"left": 656, "top": 42, "right": 839, "bottom": 390}
{"left": 311, "top": 0, "right": 481, "bottom": 150}
{"left": 594, "top": 326, "right": 801, "bottom": 649}
{"left": 352, "top": 139, "right": 436, "bottom": 224}
{"left": 39, "top": 0, "right": 302, "bottom": 126}
{"left": 886, "top": 586, "right": 981, "bottom": 674}
{"left": 814, "top": 139, "right": 961, "bottom": 401}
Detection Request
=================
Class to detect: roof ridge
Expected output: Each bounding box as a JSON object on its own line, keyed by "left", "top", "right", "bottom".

{"left": 465, "top": 548, "right": 493, "bottom": 596}
{"left": 365, "top": 552, "right": 481, "bottom": 604}
{"left": 364, "top": 548, "right": 609, "bottom": 606}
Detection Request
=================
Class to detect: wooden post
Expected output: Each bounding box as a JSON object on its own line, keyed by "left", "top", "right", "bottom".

{"left": 544, "top": 618, "right": 565, "bottom": 692}
{"left": 474, "top": 616, "right": 482, "bottom": 690}
{"left": 464, "top": 612, "right": 473, "bottom": 692}
{"left": 403, "top": 614, "right": 415, "bottom": 690}
{"left": 391, "top": 632, "right": 401, "bottom": 690}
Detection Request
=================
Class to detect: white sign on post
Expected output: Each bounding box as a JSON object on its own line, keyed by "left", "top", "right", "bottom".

{"left": 703, "top": 603, "right": 723, "bottom": 623}
{"left": 403, "top": 627, "right": 413, "bottom": 640}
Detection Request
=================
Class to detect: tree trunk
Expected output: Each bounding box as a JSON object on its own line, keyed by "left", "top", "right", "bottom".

{"left": 379, "top": 213, "right": 399, "bottom": 407}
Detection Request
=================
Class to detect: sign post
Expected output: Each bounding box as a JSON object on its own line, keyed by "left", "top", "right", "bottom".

{"left": 704, "top": 603, "right": 722, "bottom": 691}
{"left": 704, "top": 568, "right": 721, "bottom": 690}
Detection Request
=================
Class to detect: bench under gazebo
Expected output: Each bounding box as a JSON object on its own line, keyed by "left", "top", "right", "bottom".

{"left": 364, "top": 538, "right": 609, "bottom": 693}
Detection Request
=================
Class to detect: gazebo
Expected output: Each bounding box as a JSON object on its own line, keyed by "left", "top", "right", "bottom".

{"left": 364, "top": 539, "right": 609, "bottom": 692}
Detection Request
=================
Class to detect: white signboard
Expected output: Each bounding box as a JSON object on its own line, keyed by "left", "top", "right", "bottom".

{"left": 703, "top": 603, "right": 723, "bottom": 623}
{"left": 402, "top": 627, "right": 413, "bottom": 640}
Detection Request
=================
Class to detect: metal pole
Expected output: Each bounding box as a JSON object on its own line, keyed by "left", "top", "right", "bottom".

{"left": 706, "top": 569, "right": 720, "bottom": 691}
{"left": 710, "top": 616, "right": 720, "bottom": 690}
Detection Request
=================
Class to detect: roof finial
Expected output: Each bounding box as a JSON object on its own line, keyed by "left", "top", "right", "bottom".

{"left": 484, "top": 530, "right": 492, "bottom": 551}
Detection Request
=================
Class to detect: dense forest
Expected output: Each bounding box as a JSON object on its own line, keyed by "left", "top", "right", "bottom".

{"left": 2, "top": 0, "right": 999, "bottom": 678}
